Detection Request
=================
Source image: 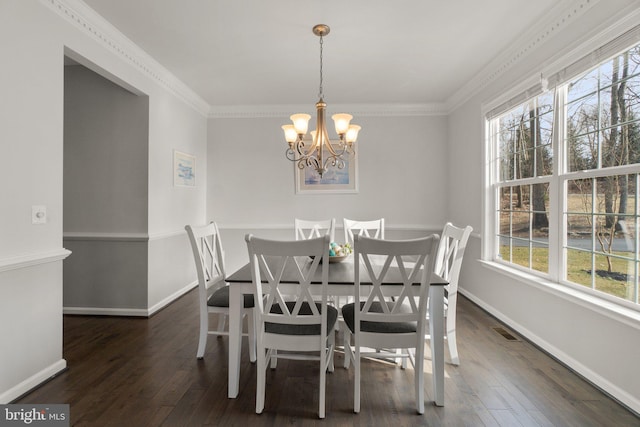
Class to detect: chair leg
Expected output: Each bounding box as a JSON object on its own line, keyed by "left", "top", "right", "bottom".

{"left": 247, "top": 309, "right": 257, "bottom": 363}
{"left": 328, "top": 331, "right": 335, "bottom": 373}
{"left": 415, "top": 343, "right": 425, "bottom": 415}
{"left": 354, "top": 344, "right": 361, "bottom": 413}
{"left": 448, "top": 329, "right": 459, "bottom": 365}
{"left": 270, "top": 349, "right": 278, "bottom": 369}
{"left": 256, "top": 344, "right": 266, "bottom": 414}
{"left": 446, "top": 311, "right": 460, "bottom": 365}
{"left": 217, "top": 313, "right": 226, "bottom": 335}
{"left": 196, "top": 310, "right": 208, "bottom": 359}
{"left": 342, "top": 324, "right": 351, "bottom": 369}
{"left": 319, "top": 353, "right": 326, "bottom": 419}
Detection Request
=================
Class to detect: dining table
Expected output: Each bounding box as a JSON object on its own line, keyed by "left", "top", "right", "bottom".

{"left": 225, "top": 255, "right": 448, "bottom": 406}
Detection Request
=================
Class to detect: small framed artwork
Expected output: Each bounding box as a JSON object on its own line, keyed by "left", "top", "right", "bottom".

{"left": 173, "top": 150, "right": 195, "bottom": 187}
{"left": 295, "top": 149, "right": 358, "bottom": 194}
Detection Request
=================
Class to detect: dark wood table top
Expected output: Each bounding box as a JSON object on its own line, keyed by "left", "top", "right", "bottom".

{"left": 226, "top": 256, "right": 446, "bottom": 286}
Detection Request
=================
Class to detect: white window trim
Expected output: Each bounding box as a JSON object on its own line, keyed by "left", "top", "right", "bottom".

{"left": 481, "top": 13, "right": 640, "bottom": 317}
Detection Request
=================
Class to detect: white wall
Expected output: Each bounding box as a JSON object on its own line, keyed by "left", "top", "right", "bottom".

{"left": 448, "top": 0, "right": 640, "bottom": 413}
{"left": 207, "top": 113, "right": 448, "bottom": 270}
{"left": 0, "top": 0, "right": 208, "bottom": 402}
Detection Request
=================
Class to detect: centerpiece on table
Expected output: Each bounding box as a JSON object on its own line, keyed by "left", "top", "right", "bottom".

{"left": 327, "top": 242, "right": 352, "bottom": 263}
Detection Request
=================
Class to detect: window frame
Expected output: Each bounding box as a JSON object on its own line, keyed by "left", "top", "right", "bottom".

{"left": 483, "top": 32, "right": 640, "bottom": 313}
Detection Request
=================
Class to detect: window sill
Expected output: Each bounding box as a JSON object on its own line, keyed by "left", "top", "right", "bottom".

{"left": 479, "top": 260, "right": 640, "bottom": 330}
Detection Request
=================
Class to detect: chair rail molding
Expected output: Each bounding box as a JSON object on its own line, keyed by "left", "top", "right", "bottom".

{"left": 217, "top": 223, "right": 440, "bottom": 232}
{"left": 0, "top": 248, "right": 72, "bottom": 274}
{"left": 63, "top": 231, "right": 149, "bottom": 242}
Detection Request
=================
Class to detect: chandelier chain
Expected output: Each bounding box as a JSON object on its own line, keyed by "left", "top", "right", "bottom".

{"left": 318, "top": 35, "right": 324, "bottom": 100}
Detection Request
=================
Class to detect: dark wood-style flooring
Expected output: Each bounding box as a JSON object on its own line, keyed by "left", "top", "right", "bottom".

{"left": 17, "top": 290, "right": 639, "bottom": 426}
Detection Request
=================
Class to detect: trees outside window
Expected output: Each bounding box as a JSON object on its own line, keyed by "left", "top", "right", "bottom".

{"left": 490, "top": 44, "right": 640, "bottom": 306}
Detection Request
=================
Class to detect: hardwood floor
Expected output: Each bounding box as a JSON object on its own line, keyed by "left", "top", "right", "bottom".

{"left": 17, "top": 290, "right": 639, "bottom": 426}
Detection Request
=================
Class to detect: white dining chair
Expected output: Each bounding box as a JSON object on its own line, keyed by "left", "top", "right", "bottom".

{"left": 428, "top": 222, "right": 473, "bottom": 365}
{"left": 294, "top": 218, "right": 336, "bottom": 242}
{"left": 341, "top": 234, "right": 439, "bottom": 414}
{"left": 245, "top": 234, "right": 337, "bottom": 419}
{"left": 185, "top": 222, "right": 256, "bottom": 361}
{"left": 343, "top": 218, "right": 385, "bottom": 245}
{"left": 340, "top": 217, "right": 386, "bottom": 317}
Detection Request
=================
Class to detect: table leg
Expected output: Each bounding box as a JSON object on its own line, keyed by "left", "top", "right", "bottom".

{"left": 228, "top": 285, "right": 242, "bottom": 398}
{"left": 429, "top": 285, "right": 445, "bottom": 406}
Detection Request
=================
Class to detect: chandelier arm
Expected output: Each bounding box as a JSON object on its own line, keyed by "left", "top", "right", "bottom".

{"left": 294, "top": 139, "right": 314, "bottom": 158}
{"left": 324, "top": 139, "right": 347, "bottom": 157}
{"left": 323, "top": 155, "right": 346, "bottom": 172}
{"left": 281, "top": 24, "right": 360, "bottom": 180}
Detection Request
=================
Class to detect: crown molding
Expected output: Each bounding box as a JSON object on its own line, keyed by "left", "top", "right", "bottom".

{"left": 208, "top": 103, "right": 447, "bottom": 119}
{"left": 446, "top": 0, "right": 600, "bottom": 113}
{"left": 42, "top": 0, "right": 211, "bottom": 117}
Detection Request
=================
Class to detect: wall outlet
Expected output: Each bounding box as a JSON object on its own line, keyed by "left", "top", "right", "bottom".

{"left": 32, "top": 205, "right": 47, "bottom": 224}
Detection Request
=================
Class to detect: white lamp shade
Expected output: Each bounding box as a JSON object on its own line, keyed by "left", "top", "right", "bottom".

{"left": 346, "top": 124, "right": 361, "bottom": 143}
{"left": 331, "top": 113, "right": 353, "bottom": 135}
{"left": 290, "top": 114, "right": 311, "bottom": 135}
{"left": 282, "top": 125, "right": 298, "bottom": 143}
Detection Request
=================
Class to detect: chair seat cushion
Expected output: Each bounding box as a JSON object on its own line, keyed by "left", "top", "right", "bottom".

{"left": 207, "top": 285, "right": 254, "bottom": 308}
{"left": 265, "top": 301, "right": 338, "bottom": 336}
{"left": 342, "top": 301, "right": 417, "bottom": 334}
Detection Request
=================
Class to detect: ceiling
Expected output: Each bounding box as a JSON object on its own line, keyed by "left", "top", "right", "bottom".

{"left": 81, "top": 0, "right": 561, "bottom": 109}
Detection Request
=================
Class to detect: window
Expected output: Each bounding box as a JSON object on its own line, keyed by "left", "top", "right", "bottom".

{"left": 488, "top": 41, "right": 640, "bottom": 308}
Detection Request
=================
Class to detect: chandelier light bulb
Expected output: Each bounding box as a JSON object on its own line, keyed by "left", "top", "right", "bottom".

{"left": 332, "top": 113, "right": 353, "bottom": 135}
{"left": 346, "top": 124, "right": 361, "bottom": 144}
{"left": 290, "top": 114, "right": 311, "bottom": 135}
{"left": 282, "top": 125, "right": 298, "bottom": 143}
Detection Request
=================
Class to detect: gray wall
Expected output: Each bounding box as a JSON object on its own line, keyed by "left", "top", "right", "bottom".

{"left": 63, "top": 64, "right": 149, "bottom": 311}
{"left": 208, "top": 114, "right": 448, "bottom": 271}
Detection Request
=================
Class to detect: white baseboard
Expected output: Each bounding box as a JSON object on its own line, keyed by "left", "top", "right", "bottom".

{"left": 63, "top": 281, "right": 198, "bottom": 317}
{"left": 459, "top": 288, "right": 640, "bottom": 415}
{"left": 0, "top": 359, "right": 67, "bottom": 404}
{"left": 148, "top": 281, "right": 197, "bottom": 316}
{"left": 63, "top": 306, "right": 149, "bottom": 316}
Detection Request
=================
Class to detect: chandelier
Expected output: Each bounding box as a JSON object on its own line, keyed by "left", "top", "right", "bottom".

{"left": 282, "top": 24, "right": 361, "bottom": 178}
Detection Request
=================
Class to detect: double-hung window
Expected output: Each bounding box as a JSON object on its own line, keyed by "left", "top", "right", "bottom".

{"left": 487, "top": 38, "right": 640, "bottom": 309}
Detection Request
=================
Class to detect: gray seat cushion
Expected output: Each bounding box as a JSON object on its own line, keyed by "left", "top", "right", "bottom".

{"left": 342, "top": 301, "right": 417, "bottom": 334}
{"left": 207, "top": 285, "right": 254, "bottom": 308}
{"left": 265, "top": 301, "right": 338, "bottom": 336}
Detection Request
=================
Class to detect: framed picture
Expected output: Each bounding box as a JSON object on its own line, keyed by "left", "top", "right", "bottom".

{"left": 173, "top": 150, "right": 195, "bottom": 187}
{"left": 295, "top": 148, "right": 358, "bottom": 194}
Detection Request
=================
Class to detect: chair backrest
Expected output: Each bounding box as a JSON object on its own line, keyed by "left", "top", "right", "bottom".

{"left": 434, "top": 223, "right": 472, "bottom": 296}
{"left": 343, "top": 218, "right": 385, "bottom": 245}
{"left": 353, "top": 234, "right": 439, "bottom": 333}
{"left": 294, "top": 218, "right": 336, "bottom": 242}
{"left": 185, "top": 222, "right": 226, "bottom": 295}
{"left": 246, "top": 235, "right": 330, "bottom": 337}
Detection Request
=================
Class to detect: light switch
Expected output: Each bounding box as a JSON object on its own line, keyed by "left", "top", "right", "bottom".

{"left": 32, "top": 205, "right": 47, "bottom": 224}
